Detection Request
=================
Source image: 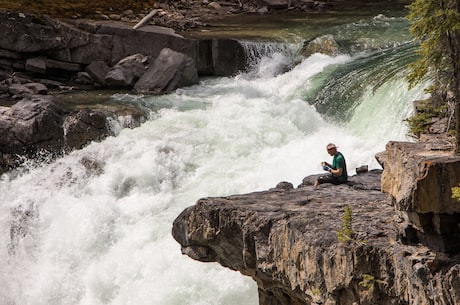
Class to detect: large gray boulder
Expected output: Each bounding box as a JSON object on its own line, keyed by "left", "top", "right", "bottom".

{"left": 0, "top": 95, "right": 66, "bottom": 153}
{"left": 301, "top": 34, "right": 341, "bottom": 57}
{"left": 85, "top": 60, "right": 110, "bottom": 85}
{"left": 134, "top": 48, "right": 198, "bottom": 94}
{"left": 0, "top": 95, "right": 113, "bottom": 174}
{"left": 63, "top": 108, "right": 110, "bottom": 150}
{"left": 105, "top": 53, "right": 150, "bottom": 88}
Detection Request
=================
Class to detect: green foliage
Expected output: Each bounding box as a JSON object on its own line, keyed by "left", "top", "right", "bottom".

{"left": 407, "top": 0, "right": 460, "bottom": 90}
{"left": 405, "top": 0, "right": 460, "bottom": 147}
{"left": 359, "top": 273, "right": 385, "bottom": 290}
{"left": 404, "top": 99, "right": 447, "bottom": 137}
{"left": 337, "top": 205, "right": 354, "bottom": 244}
{"left": 451, "top": 183, "right": 460, "bottom": 201}
{"left": 359, "top": 274, "right": 376, "bottom": 289}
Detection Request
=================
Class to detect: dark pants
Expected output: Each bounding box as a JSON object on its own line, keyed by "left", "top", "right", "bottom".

{"left": 317, "top": 173, "right": 347, "bottom": 185}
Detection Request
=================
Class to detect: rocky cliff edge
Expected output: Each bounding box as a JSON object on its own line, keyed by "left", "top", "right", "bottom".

{"left": 172, "top": 142, "right": 460, "bottom": 305}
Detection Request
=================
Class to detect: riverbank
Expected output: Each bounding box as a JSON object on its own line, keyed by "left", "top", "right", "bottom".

{"left": 0, "top": 0, "right": 413, "bottom": 32}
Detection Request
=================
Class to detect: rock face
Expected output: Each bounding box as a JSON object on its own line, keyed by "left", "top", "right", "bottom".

{"left": 0, "top": 95, "right": 112, "bottom": 174}
{"left": 382, "top": 141, "right": 460, "bottom": 253}
{"left": 134, "top": 48, "right": 198, "bottom": 94}
{"left": 0, "top": 95, "right": 65, "bottom": 151}
{"left": 173, "top": 159, "right": 460, "bottom": 304}
{"left": 0, "top": 10, "right": 246, "bottom": 89}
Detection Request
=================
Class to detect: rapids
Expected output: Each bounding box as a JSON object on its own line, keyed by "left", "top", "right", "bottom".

{"left": 0, "top": 8, "right": 428, "bottom": 305}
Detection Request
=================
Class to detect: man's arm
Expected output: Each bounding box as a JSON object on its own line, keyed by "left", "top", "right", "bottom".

{"left": 330, "top": 167, "right": 343, "bottom": 176}
{"left": 330, "top": 154, "right": 344, "bottom": 176}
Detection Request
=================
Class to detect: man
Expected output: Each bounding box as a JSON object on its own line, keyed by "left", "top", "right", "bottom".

{"left": 314, "top": 143, "right": 348, "bottom": 187}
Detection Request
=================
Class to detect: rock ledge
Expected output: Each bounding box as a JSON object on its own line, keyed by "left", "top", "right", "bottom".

{"left": 173, "top": 166, "right": 460, "bottom": 304}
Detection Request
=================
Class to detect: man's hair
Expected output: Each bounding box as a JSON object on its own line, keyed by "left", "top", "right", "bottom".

{"left": 327, "top": 143, "right": 337, "bottom": 150}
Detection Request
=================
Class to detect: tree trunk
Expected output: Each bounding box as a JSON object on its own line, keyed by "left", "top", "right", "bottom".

{"left": 455, "top": 0, "right": 460, "bottom": 153}
{"left": 457, "top": 102, "right": 460, "bottom": 153}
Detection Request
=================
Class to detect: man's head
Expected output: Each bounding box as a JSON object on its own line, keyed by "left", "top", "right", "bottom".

{"left": 326, "top": 143, "right": 337, "bottom": 156}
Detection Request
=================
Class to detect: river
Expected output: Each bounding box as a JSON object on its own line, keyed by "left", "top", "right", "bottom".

{"left": 0, "top": 5, "right": 427, "bottom": 305}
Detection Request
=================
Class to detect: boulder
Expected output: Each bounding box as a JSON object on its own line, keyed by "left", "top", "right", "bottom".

{"left": 134, "top": 48, "right": 198, "bottom": 94}
{"left": 0, "top": 95, "right": 113, "bottom": 174}
{"left": 85, "top": 60, "right": 110, "bottom": 85}
{"left": 8, "top": 82, "right": 48, "bottom": 97}
{"left": 105, "top": 53, "right": 150, "bottom": 88}
{"left": 301, "top": 34, "right": 341, "bottom": 57}
{"left": 0, "top": 95, "right": 66, "bottom": 154}
{"left": 63, "top": 108, "right": 111, "bottom": 150}
{"left": 8, "top": 83, "right": 34, "bottom": 96}
{"left": 23, "top": 83, "right": 48, "bottom": 95}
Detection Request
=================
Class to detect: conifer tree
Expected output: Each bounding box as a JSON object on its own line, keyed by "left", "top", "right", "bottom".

{"left": 407, "top": 0, "right": 460, "bottom": 152}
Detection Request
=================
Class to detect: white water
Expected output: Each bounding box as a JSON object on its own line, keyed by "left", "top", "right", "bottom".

{"left": 0, "top": 14, "right": 427, "bottom": 305}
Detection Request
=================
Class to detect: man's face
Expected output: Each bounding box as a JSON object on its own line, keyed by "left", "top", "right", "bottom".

{"left": 327, "top": 147, "right": 336, "bottom": 156}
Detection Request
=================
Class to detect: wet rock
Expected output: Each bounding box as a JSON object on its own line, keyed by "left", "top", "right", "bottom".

{"left": 0, "top": 95, "right": 65, "bottom": 154}
{"left": 0, "top": 95, "right": 113, "bottom": 174}
{"left": 8, "top": 202, "right": 38, "bottom": 255}
{"left": 63, "top": 108, "right": 111, "bottom": 150}
{"left": 197, "top": 39, "right": 246, "bottom": 76}
{"left": 301, "top": 34, "right": 341, "bottom": 57}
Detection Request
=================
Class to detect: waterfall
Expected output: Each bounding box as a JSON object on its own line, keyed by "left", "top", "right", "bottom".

{"left": 0, "top": 10, "right": 428, "bottom": 305}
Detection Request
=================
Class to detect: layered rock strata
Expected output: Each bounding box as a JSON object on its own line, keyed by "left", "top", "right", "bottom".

{"left": 0, "top": 10, "right": 245, "bottom": 94}
{"left": 173, "top": 168, "right": 460, "bottom": 304}
{"left": 382, "top": 141, "right": 460, "bottom": 253}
